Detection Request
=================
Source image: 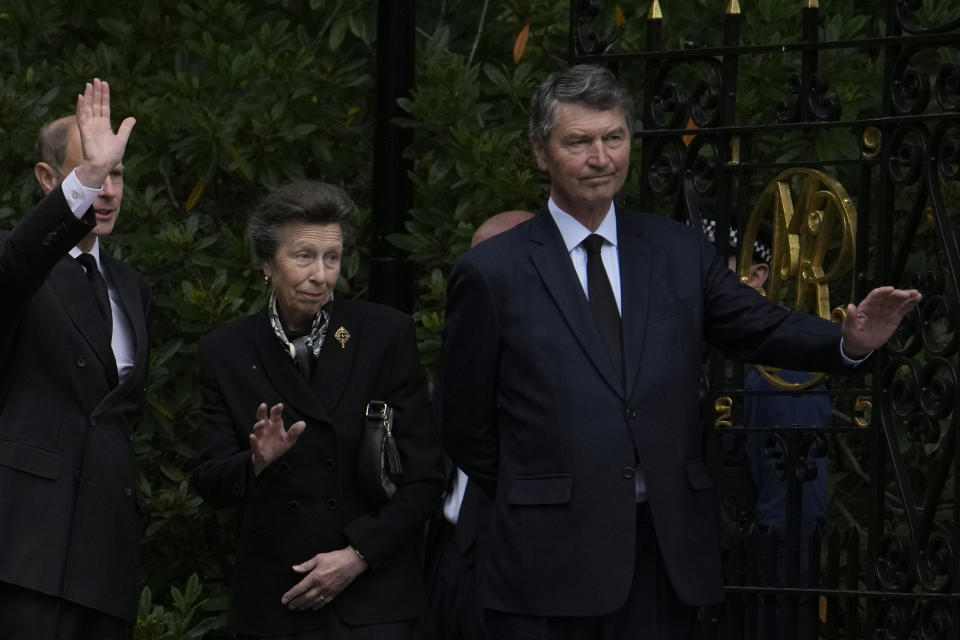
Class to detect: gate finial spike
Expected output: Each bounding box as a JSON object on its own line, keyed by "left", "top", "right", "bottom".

{"left": 726, "top": 0, "right": 741, "bottom": 14}
{"left": 805, "top": 0, "right": 819, "bottom": 7}
{"left": 648, "top": 0, "right": 662, "bottom": 20}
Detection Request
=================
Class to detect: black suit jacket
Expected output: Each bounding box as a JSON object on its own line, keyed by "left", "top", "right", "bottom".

{"left": 441, "top": 207, "right": 850, "bottom": 617}
{"left": 0, "top": 188, "right": 151, "bottom": 621}
{"left": 194, "top": 301, "right": 444, "bottom": 636}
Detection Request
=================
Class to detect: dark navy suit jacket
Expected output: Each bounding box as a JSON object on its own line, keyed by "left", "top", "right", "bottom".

{"left": 441, "top": 206, "right": 849, "bottom": 617}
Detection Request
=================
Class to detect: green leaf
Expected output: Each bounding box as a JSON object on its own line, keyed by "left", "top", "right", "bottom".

{"left": 139, "top": 586, "right": 154, "bottom": 613}
{"left": 287, "top": 123, "right": 319, "bottom": 138}
{"left": 347, "top": 12, "right": 372, "bottom": 44}
{"left": 329, "top": 15, "right": 348, "bottom": 51}
{"left": 151, "top": 340, "right": 184, "bottom": 369}
{"left": 427, "top": 153, "right": 454, "bottom": 185}
{"left": 160, "top": 465, "right": 185, "bottom": 483}
{"left": 96, "top": 17, "right": 134, "bottom": 39}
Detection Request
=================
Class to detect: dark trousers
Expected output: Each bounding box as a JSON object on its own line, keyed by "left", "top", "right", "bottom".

{"left": 235, "top": 608, "right": 419, "bottom": 640}
{"left": 483, "top": 504, "right": 695, "bottom": 640}
{"left": 424, "top": 520, "right": 484, "bottom": 640}
{"left": 0, "top": 581, "right": 131, "bottom": 640}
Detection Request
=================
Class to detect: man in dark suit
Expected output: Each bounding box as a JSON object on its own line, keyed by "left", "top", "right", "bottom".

{"left": 0, "top": 79, "right": 148, "bottom": 640}
{"left": 426, "top": 210, "right": 533, "bottom": 640}
{"left": 441, "top": 64, "right": 920, "bottom": 639}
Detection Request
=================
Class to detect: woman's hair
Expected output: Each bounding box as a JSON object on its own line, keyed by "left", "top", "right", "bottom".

{"left": 247, "top": 181, "right": 354, "bottom": 261}
{"left": 529, "top": 64, "right": 634, "bottom": 146}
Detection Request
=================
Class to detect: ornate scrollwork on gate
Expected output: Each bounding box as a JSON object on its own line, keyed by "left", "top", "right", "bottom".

{"left": 571, "top": 0, "right": 607, "bottom": 55}
{"left": 776, "top": 73, "right": 842, "bottom": 123}
{"left": 762, "top": 432, "right": 829, "bottom": 482}
{"left": 740, "top": 168, "right": 857, "bottom": 389}
{"left": 876, "top": 261, "right": 958, "bottom": 613}
{"left": 895, "top": 0, "right": 960, "bottom": 36}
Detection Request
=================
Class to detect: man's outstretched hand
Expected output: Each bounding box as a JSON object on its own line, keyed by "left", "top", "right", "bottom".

{"left": 841, "top": 286, "right": 922, "bottom": 358}
{"left": 74, "top": 78, "right": 136, "bottom": 189}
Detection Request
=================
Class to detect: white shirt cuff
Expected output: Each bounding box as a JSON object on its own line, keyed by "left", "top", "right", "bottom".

{"left": 840, "top": 337, "right": 871, "bottom": 366}
{"left": 60, "top": 168, "right": 102, "bottom": 219}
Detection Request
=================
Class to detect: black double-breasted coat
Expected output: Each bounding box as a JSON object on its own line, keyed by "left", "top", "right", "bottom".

{"left": 0, "top": 188, "right": 150, "bottom": 621}
{"left": 195, "top": 300, "right": 444, "bottom": 636}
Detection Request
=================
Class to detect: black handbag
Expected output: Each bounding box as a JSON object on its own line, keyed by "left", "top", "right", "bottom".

{"left": 357, "top": 400, "right": 404, "bottom": 506}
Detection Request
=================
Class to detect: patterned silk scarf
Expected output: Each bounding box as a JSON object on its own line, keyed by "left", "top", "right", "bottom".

{"left": 267, "top": 290, "right": 333, "bottom": 379}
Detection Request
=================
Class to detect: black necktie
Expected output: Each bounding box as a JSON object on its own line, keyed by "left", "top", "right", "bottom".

{"left": 76, "top": 252, "right": 113, "bottom": 338}
{"left": 581, "top": 234, "right": 623, "bottom": 378}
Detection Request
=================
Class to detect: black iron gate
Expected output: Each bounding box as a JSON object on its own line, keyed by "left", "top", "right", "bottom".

{"left": 567, "top": 1, "right": 960, "bottom": 637}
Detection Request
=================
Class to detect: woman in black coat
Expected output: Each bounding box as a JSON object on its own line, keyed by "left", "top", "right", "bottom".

{"left": 195, "top": 181, "right": 444, "bottom": 639}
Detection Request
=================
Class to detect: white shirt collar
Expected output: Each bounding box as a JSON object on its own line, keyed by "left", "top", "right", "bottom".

{"left": 69, "top": 238, "right": 102, "bottom": 269}
{"left": 546, "top": 197, "right": 618, "bottom": 253}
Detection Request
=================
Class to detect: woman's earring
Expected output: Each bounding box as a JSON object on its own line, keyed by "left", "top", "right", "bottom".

{"left": 264, "top": 275, "right": 271, "bottom": 286}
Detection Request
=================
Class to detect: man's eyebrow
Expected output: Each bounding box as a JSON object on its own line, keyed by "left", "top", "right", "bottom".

{"left": 560, "top": 129, "right": 599, "bottom": 139}
{"left": 562, "top": 123, "right": 625, "bottom": 137}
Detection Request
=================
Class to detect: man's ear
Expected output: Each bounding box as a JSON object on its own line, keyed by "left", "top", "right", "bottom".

{"left": 34, "top": 162, "right": 60, "bottom": 195}
{"left": 746, "top": 263, "right": 770, "bottom": 289}
{"left": 530, "top": 134, "right": 548, "bottom": 172}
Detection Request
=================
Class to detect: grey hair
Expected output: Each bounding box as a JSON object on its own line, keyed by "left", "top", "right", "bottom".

{"left": 248, "top": 180, "right": 354, "bottom": 261}
{"left": 35, "top": 115, "right": 77, "bottom": 172}
{"left": 529, "top": 64, "right": 634, "bottom": 146}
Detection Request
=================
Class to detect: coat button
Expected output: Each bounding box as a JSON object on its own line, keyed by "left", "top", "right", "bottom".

{"left": 622, "top": 466, "right": 635, "bottom": 479}
{"left": 288, "top": 500, "right": 300, "bottom": 513}
{"left": 626, "top": 408, "right": 639, "bottom": 420}
{"left": 232, "top": 484, "right": 244, "bottom": 497}
{"left": 124, "top": 487, "right": 134, "bottom": 497}
{"left": 279, "top": 461, "right": 291, "bottom": 472}
{"left": 326, "top": 498, "right": 339, "bottom": 511}
{"left": 89, "top": 417, "right": 97, "bottom": 427}
{"left": 323, "top": 458, "right": 337, "bottom": 471}
{"left": 76, "top": 356, "right": 87, "bottom": 367}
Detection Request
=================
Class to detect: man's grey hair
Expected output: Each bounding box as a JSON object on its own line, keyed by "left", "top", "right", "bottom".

{"left": 35, "top": 115, "right": 78, "bottom": 172}
{"left": 529, "top": 64, "right": 634, "bottom": 146}
{"left": 248, "top": 180, "right": 354, "bottom": 261}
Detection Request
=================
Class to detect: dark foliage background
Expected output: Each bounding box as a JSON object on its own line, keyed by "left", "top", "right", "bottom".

{"left": 2, "top": 1, "right": 956, "bottom": 637}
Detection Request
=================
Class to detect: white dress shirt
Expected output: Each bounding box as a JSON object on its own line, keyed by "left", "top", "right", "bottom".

{"left": 547, "top": 198, "right": 622, "bottom": 313}
{"left": 442, "top": 468, "right": 470, "bottom": 525}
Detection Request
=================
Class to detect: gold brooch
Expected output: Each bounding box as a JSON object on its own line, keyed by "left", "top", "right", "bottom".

{"left": 334, "top": 326, "right": 351, "bottom": 349}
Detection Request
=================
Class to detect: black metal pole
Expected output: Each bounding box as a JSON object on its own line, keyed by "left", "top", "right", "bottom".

{"left": 369, "top": 0, "right": 415, "bottom": 312}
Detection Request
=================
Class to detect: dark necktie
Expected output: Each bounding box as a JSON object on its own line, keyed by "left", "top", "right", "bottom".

{"left": 76, "top": 252, "right": 113, "bottom": 338}
{"left": 581, "top": 234, "right": 623, "bottom": 378}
